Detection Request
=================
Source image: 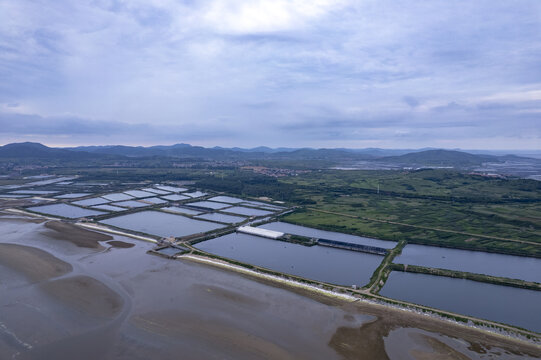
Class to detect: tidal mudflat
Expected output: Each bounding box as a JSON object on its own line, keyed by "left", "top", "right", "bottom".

{"left": 0, "top": 216, "right": 541, "bottom": 360}
{"left": 100, "top": 210, "right": 225, "bottom": 238}
{"left": 0, "top": 214, "right": 538, "bottom": 359}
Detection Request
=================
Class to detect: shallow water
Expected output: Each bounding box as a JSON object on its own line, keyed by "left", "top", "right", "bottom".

{"left": 0, "top": 215, "right": 538, "bottom": 359}
{"left": 194, "top": 232, "right": 384, "bottom": 286}
{"left": 101, "top": 210, "right": 225, "bottom": 238}
{"left": 380, "top": 271, "right": 541, "bottom": 333}
{"left": 71, "top": 197, "right": 110, "bottom": 206}
{"left": 208, "top": 195, "right": 245, "bottom": 204}
{"left": 27, "top": 203, "right": 106, "bottom": 218}
{"left": 195, "top": 212, "right": 246, "bottom": 224}
{"left": 223, "top": 206, "right": 274, "bottom": 217}
{"left": 395, "top": 244, "right": 541, "bottom": 283}
{"left": 161, "top": 194, "right": 189, "bottom": 201}
{"left": 187, "top": 200, "right": 231, "bottom": 210}
{"left": 259, "top": 222, "right": 396, "bottom": 249}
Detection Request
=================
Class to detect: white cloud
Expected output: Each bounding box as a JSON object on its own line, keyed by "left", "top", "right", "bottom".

{"left": 201, "top": 0, "right": 344, "bottom": 34}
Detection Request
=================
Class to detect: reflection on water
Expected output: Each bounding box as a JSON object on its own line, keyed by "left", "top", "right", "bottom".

{"left": 195, "top": 232, "right": 384, "bottom": 286}
{"left": 395, "top": 244, "right": 541, "bottom": 283}
{"left": 380, "top": 271, "right": 541, "bottom": 333}
{"left": 100, "top": 210, "right": 225, "bottom": 238}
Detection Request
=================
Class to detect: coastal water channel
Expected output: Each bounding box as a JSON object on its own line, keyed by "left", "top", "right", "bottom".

{"left": 194, "top": 232, "right": 384, "bottom": 286}
{"left": 380, "top": 271, "right": 541, "bottom": 333}
{"left": 395, "top": 244, "right": 541, "bottom": 283}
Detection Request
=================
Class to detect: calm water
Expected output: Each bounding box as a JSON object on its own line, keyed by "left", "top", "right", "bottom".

{"left": 112, "top": 200, "right": 148, "bottom": 208}
{"left": 187, "top": 200, "right": 231, "bottom": 210}
{"left": 102, "top": 193, "right": 134, "bottom": 201}
{"left": 71, "top": 197, "right": 110, "bottom": 206}
{"left": 27, "top": 203, "right": 106, "bottom": 218}
{"left": 208, "top": 195, "right": 245, "bottom": 204}
{"left": 195, "top": 212, "right": 246, "bottom": 224}
{"left": 123, "top": 190, "right": 156, "bottom": 198}
{"left": 184, "top": 191, "right": 207, "bottom": 198}
{"left": 101, "top": 210, "right": 225, "bottom": 238}
{"left": 241, "top": 200, "right": 285, "bottom": 210}
{"left": 162, "top": 206, "right": 202, "bottom": 215}
{"left": 91, "top": 204, "right": 126, "bottom": 212}
{"left": 195, "top": 232, "right": 384, "bottom": 286}
{"left": 223, "top": 206, "right": 274, "bottom": 217}
{"left": 139, "top": 197, "right": 168, "bottom": 204}
{"left": 155, "top": 185, "right": 187, "bottom": 193}
{"left": 142, "top": 187, "right": 170, "bottom": 195}
{"left": 161, "top": 194, "right": 189, "bottom": 201}
{"left": 259, "top": 222, "right": 396, "bottom": 249}
{"left": 55, "top": 193, "right": 91, "bottom": 199}
{"left": 380, "top": 272, "right": 541, "bottom": 333}
{"left": 395, "top": 244, "right": 541, "bottom": 283}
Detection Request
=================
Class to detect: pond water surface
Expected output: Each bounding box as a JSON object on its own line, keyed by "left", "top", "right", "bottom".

{"left": 195, "top": 232, "right": 384, "bottom": 286}
{"left": 380, "top": 271, "right": 541, "bottom": 333}
{"left": 101, "top": 210, "right": 225, "bottom": 238}
{"left": 395, "top": 244, "right": 541, "bottom": 283}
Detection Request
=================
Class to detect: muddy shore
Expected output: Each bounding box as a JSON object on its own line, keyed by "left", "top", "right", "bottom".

{"left": 0, "top": 215, "right": 539, "bottom": 359}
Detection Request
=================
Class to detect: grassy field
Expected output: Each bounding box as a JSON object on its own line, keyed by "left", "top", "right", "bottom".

{"left": 279, "top": 169, "right": 541, "bottom": 257}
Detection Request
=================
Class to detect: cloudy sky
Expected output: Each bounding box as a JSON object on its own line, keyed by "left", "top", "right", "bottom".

{"left": 0, "top": 0, "right": 540, "bottom": 149}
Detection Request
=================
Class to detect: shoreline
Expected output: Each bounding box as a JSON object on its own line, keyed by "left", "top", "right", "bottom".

{"left": 2, "top": 211, "right": 539, "bottom": 352}
{"left": 75, "top": 223, "right": 158, "bottom": 243}
{"left": 180, "top": 253, "right": 541, "bottom": 348}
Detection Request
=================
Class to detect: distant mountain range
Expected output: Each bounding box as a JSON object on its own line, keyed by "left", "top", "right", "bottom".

{"left": 0, "top": 142, "right": 539, "bottom": 171}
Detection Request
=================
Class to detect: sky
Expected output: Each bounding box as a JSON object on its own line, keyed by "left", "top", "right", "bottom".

{"left": 0, "top": 0, "right": 540, "bottom": 149}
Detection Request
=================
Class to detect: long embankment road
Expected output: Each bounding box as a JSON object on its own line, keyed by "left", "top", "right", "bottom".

{"left": 180, "top": 252, "right": 541, "bottom": 342}
{"left": 308, "top": 208, "right": 541, "bottom": 247}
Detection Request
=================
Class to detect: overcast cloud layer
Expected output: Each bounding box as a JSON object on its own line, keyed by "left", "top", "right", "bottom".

{"left": 0, "top": 0, "right": 540, "bottom": 148}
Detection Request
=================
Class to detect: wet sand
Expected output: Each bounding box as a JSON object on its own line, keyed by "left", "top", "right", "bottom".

{"left": 107, "top": 240, "right": 135, "bottom": 248}
{"left": 40, "top": 275, "right": 124, "bottom": 318}
{"left": 0, "top": 243, "right": 72, "bottom": 282}
{"left": 43, "top": 220, "right": 112, "bottom": 249}
{"left": 0, "top": 214, "right": 540, "bottom": 360}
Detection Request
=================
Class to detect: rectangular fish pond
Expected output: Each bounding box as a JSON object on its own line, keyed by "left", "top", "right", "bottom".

{"left": 380, "top": 271, "right": 541, "bottom": 333}
{"left": 394, "top": 244, "right": 541, "bottom": 283}
{"left": 27, "top": 203, "right": 107, "bottom": 219}
{"left": 100, "top": 210, "right": 226, "bottom": 238}
{"left": 194, "top": 232, "right": 384, "bottom": 287}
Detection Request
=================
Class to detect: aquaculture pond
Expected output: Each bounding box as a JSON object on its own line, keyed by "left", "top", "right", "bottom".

{"left": 208, "top": 196, "right": 245, "bottom": 204}
{"left": 101, "top": 211, "right": 225, "bottom": 238}
{"left": 223, "top": 206, "right": 274, "bottom": 217}
{"left": 380, "top": 271, "right": 541, "bottom": 333}
{"left": 161, "top": 194, "right": 189, "bottom": 201}
{"left": 187, "top": 201, "right": 231, "bottom": 210}
{"left": 27, "top": 203, "right": 106, "bottom": 219}
{"left": 71, "top": 197, "right": 110, "bottom": 206}
{"left": 395, "top": 244, "right": 541, "bottom": 283}
{"left": 195, "top": 213, "right": 246, "bottom": 224}
{"left": 195, "top": 232, "right": 384, "bottom": 286}
{"left": 161, "top": 206, "right": 202, "bottom": 216}
{"left": 259, "top": 222, "right": 396, "bottom": 249}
